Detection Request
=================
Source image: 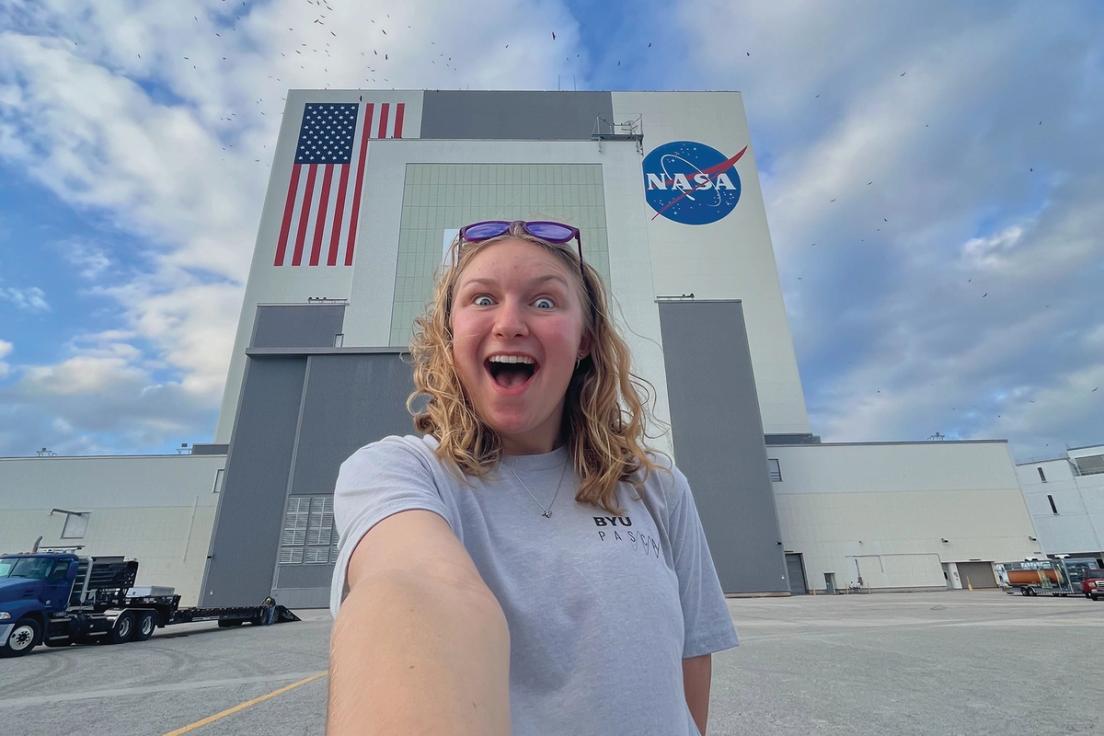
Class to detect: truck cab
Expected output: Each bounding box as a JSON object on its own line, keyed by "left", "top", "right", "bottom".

{"left": 0, "top": 553, "right": 80, "bottom": 656}
{"left": 0, "top": 553, "right": 79, "bottom": 612}
{"left": 1, "top": 552, "right": 141, "bottom": 657}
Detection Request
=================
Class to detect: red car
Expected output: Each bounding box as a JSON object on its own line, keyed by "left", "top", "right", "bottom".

{"left": 1079, "top": 569, "right": 1104, "bottom": 599}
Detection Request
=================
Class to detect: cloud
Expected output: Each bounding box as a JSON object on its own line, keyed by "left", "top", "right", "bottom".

{"left": 56, "top": 238, "right": 112, "bottom": 280}
{"left": 672, "top": 0, "right": 1104, "bottom": 461}
{"left": 0, "top": 285, "right": 50, "bottom": 313}
{"left": 0, "top": 338, "right": 11, "bottom": 378}
{"left": 0, "top": 0, "right": 584, "bottom": 455}
{"left": 0, "top": 331, "right": 218, "bottom": 455}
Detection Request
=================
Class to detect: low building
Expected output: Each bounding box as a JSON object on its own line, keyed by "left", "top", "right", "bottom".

{"left": 0, "top": 449, "right": 226, "bottom": 606}
{"left": 769, "top": 440, "right": 1038, "bottom": 592}
{"left": 1014, "top": 444, "right": 1104, "bottom": 568}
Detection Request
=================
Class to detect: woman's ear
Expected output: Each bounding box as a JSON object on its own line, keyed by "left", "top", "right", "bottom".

{"left": 577, "top": 332, "right": 591, "bottom": 361}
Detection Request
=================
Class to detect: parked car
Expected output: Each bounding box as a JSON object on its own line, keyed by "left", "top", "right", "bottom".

{"left": 1077, "top": 569, "right": 1104, "bottom": 598}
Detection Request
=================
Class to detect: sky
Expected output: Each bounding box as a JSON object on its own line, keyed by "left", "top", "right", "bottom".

{"left": 0, "top": 0, "right": 1101, "bottom": 464}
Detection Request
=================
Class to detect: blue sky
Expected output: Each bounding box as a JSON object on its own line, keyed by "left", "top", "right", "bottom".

{"left": 0, "top": 0, "right": 1101, "bottom": 462}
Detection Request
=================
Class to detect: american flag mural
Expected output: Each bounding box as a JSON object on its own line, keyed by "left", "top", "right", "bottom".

{"left": 274, "top": 100, "right": 406, "bottom": 267}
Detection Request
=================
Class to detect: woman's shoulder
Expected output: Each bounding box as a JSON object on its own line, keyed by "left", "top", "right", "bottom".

{"left": 341, "top": 433, "right": 441, "bottom": 472}
{"left": 635, "top": 448, "right": 690, "bottom": 502}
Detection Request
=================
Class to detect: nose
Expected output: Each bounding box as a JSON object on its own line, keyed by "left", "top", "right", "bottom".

{"left": 492, "top": 298, "right": 529, "bottom": 338}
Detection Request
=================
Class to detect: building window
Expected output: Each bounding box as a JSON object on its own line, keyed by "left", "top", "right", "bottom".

{"left": 1047, "top": 494, "right": 1058, "bottom": 514}
{"left": 768, "top": 458, "right": 782, "bottom": 482}
{"left": 1073, "top": 454, "right": 1104, "bottom": 476}
{"left": 278, "top": 495, "right": 337, "bottom": 565}
{"left": 61, "top": 512, "right": 89, "bottom": 539}
{"left": 1037, "top": 467, "right": 1046, "bottom": 483}
{"left": 212, "top": 468, "right": 226, "bottom": 494}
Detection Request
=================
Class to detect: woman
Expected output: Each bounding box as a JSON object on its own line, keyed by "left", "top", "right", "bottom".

{"left": 328, "top": 221, "right": 738, "bottom": 735}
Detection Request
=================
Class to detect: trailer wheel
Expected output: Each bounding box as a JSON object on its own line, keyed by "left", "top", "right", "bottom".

{"left": 1, "top": 618, "right": 40, "bottom": 658}
{"left": 134, "top": 612, "right": 156, "bottom": 642}
{"left": 108, "top": 613, "right": 135, "bottom": 645}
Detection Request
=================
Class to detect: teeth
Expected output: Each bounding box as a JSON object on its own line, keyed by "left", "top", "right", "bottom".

{"left": 487, "top": 354, "right": 535, "bottom": 365}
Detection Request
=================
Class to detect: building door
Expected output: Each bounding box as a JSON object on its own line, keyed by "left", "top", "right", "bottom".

{"left": 785, "top": 553, "right": 807, "bottom": 595}
{"left": 954, "top": 561, "right": 998, "bottom": 589}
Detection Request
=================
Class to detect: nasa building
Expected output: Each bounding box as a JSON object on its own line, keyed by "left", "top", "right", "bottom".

{"left": 194, "top": 88, "right": 1040, "bottom": 608}
{"left": 0, "top": 90, "right": 1041, "bottom": 608}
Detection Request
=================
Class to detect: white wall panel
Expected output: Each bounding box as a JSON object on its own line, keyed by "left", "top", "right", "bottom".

{"left": 0, "top": 454, "right": 225, "bottom": 606}
{"left": 613, "top": 91, "right": 809, "bottom": 435}
{"left": 768, "top": 442, "right": 1038, "bottom": 590}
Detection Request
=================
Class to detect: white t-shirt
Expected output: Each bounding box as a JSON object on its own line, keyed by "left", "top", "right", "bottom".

{"left": 330, "top": 433, "right": 739, "bottom": 736}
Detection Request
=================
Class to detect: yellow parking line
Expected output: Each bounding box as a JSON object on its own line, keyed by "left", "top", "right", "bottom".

{"left": 162, "top": 671, "right": 327, "bottom": 735}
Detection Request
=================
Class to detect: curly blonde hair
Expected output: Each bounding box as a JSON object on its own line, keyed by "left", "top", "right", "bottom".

{"left": 405, "top": 221, "right": 667, "bottom": 516}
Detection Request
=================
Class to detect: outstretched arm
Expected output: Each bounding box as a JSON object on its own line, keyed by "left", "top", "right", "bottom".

{"left": 682, "top": 653, "right": 712, "bottom": 735}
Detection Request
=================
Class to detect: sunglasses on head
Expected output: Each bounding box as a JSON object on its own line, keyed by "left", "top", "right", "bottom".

{"left": 458, "top": 220, "right": 585, "bottom": 279}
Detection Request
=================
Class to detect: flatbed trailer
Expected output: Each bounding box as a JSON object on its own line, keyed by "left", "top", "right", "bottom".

{"left": 2, "top": 552, "right": 298, "bottom": 657}
{"left": 998, "top": 559, "right": 1077, "bottom": 597}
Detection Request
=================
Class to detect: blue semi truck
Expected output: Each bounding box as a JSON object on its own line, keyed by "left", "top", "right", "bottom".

{"left": 0, "top": 550, "right": 299, "bottom": 657}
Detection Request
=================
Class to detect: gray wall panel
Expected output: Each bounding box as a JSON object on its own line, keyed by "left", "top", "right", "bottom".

{"left": 421, "top": 91, "right": 613, "bottom": 140}
{"left": 251, "top": 304, "right": 346, "bottom": 348}
{"left": 202, "top": 357, "right": 306, "bottom": 606}
{"left": 658, "top": 300, "right": 790, "bottom": 595}
{"left": 205, "top": 348, "right": 418, "bottom": 606}
{"left": 274, "top": 563, "right": 332, "bottom": 588}
{"left": 291, "top": 354, "right": 417, "bottom": 494}
{"left": 272, "top": 354, "right": 418, "bottom": 597}
{"left": 272, "top": 587, "right": 330, "bottom": 608}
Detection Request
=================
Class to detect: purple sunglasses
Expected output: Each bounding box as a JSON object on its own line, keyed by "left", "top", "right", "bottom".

{"left": 458, "top": 220, "right": 585, "bottom": 279}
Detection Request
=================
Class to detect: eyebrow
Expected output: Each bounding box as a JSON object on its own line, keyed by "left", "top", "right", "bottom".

{"left": 460, "top": 274, "right": 571, "bottom": 290}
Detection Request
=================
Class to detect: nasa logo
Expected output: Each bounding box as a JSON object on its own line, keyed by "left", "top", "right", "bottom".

{"left": 641, "top": 141, "right": 748, "bottom": 225}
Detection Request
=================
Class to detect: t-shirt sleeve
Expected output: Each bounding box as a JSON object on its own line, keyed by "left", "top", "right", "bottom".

{"left": 328, "top": 435, "right": 455, "bottom": 618}
{"left": 666, "top": 462, "right": 740, "bottom": 658}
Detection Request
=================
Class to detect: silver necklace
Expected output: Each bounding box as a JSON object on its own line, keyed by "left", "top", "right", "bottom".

{"left": 501, "top": 454, "right": 570, "bottom": 518}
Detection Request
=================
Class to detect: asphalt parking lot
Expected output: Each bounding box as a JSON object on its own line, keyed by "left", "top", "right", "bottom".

{"left": 1, "top": 590, "right": 1101, "bottom": 735}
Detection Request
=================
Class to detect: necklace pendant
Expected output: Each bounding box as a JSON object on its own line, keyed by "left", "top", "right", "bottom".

{"left": 542, "top": 510, "right": 552, "bottom": 518}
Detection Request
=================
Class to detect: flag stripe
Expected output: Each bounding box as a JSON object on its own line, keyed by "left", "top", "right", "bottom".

{"left": 377, "top": 102, "right": 390, "bottom": 139}
{"left": 274, "top": 99, "right": 403, "bottom": 268}
{"left": 346, "top": 103, "right": 374, "bottom": 267}
{"left": 275, "top": 164, "right": 303, "bottom": 266}
{"left": 394, "top": 103, "right": 405, "bottom": 138}
{"left": 292, "top": 164, "right": 318, "bottom": 266}
{"left": 310, "top": 163, "right": 334, "bottom": 266}
{"left": 328, "top": 164, "right": 351, "bottom": 266}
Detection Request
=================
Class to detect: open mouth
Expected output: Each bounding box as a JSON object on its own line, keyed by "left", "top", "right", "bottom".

{"left": 484, "top": 357, "right": 539, "bottom": 390}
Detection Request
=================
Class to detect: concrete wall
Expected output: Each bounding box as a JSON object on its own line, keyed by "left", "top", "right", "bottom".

{"left": 0, "top": 454, "right": 225, "bottom": 606}
{"left": 612, "top": 91, "right": 810, "bottom": 436}
{"left": 421, "top": 90, "right": 612, "bottom": 140}
{"left": 217, "top": 89, "right": 811, "bottom": 452}
{"left": 768, "top": 441, "right": 1039, "bottom": 591}
{"left": 658, "top": 299, "right": 788, "bottom": 595}
{"left": 1015, "top": 452, "right": 1104, "bottom": 556}
{"left": 202, "top": 348, "right": 415, "bottom": 608}
{"left": 215, "top": 89, "right": 425, "bottom": 442}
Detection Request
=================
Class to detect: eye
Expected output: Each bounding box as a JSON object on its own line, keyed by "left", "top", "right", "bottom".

{"left": 534, "top": 297, "right": 555, "bottom": 310}
{"left": 472, "top": 295, "right": 494, "bottom": 306}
